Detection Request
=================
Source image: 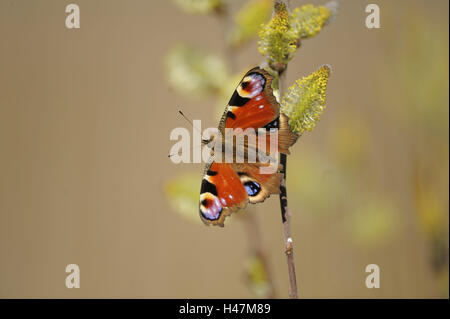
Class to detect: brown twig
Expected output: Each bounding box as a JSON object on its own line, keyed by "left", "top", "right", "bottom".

{"left": 274, "top": 0, "right": 298, "bottom": 299}
{"left": 279, "top": 152, "right": 298, "bottom": 298}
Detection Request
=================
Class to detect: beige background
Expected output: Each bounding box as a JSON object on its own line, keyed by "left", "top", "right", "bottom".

{"left": 0, "top": 0, "right": 448, "bottom": 298}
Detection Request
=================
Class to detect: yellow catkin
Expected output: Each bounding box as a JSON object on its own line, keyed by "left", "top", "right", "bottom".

{"left": 280, "top": 65, "right": 331, "bottom": 134}
{"left": 257, "top": 2, "right": 297, "bottom": 68}
{"left": 291, "top": 4, "right": 333, "bottom": 39}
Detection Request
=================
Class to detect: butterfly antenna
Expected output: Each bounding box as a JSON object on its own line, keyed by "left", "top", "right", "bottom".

{"left": 168, "top": 144, "right": 204, "bottom": 158}
{"left": 178, "top": 109, "right": 207, "bottom": 140}
{"left": 168, "top": 109, "right": 207, "bottom": 158}
{"left": 178, "top": 110, "right": 193, "bottom": 127}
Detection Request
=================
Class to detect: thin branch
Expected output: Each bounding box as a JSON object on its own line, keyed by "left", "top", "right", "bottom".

{"left": 279, "top": 152, "right": 298, "bottom": 298}
{"left": 275, "top": 0, "right": 298, "bottom": 299}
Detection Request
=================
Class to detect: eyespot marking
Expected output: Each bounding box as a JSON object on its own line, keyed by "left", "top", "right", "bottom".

{"left": 237, "top": 73, "right": 265, "bottom": 98}
{"left": 244, "top": 181, "right": 261, "bottom": 197}
{"left": 199, "top": 193, "right": 223, "bottom": 221}
{"left": 264, "top": 117, "right": 279, "bottom": 130}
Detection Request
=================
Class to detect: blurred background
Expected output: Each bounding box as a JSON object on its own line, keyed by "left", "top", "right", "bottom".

{"left": 0, "top": 0, "right": 448, "bottom": 298}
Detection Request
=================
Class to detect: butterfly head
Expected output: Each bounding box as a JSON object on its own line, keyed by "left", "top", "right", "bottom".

{"left": 201, "top": 134, "right": 217, "bottom": 147}
{"left": 201, "top": 130, "right": 224, "bottom": 157}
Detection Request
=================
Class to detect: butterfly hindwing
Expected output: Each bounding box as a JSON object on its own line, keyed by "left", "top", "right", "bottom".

{"left": 199, "top": 161, "right": 248, "bottom": 227}
{"left": 232, "top": 163, "right": 283, "bottom": 204}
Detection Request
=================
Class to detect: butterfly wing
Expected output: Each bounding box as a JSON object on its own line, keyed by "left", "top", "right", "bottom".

{"left": 200, "top": 67, "right": 297, "bottom": 226}
{"left": 199, "top": 160, "right": 248, "bottom": 227}
{"left": 224, "top": 67, "right": 296, "bottom": 203}
{"left": 219, "top": 67, "right": 297, "bottom": 154}
{"left": 219, "top": 67, "right": 278, "bottom": 132}
{"left": 232, "top": 162, "right": 283, "bottom": 204}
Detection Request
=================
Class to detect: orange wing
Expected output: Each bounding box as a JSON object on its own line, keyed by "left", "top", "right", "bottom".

{"left": 199, "top": 161, "right": 248, "bottom": 227}
{"left": 219, "top": 67, "right": 278, "bottom": 132}
{"left": 200, "top": 67, "right": 297, "bottom": 227}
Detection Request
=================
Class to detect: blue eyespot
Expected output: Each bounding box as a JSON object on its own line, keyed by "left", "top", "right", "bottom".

{"left": 244, "top": 181, "right": 261, "bottom": 197}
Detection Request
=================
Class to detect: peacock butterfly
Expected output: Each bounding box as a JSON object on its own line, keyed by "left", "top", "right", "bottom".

{"left": 199, "top": 67, "right": 298, "bottom": 227}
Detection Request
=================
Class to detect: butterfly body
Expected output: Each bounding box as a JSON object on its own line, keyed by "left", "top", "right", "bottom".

{"left": 199, "top": 67, "right": 297, "bottom": 227}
